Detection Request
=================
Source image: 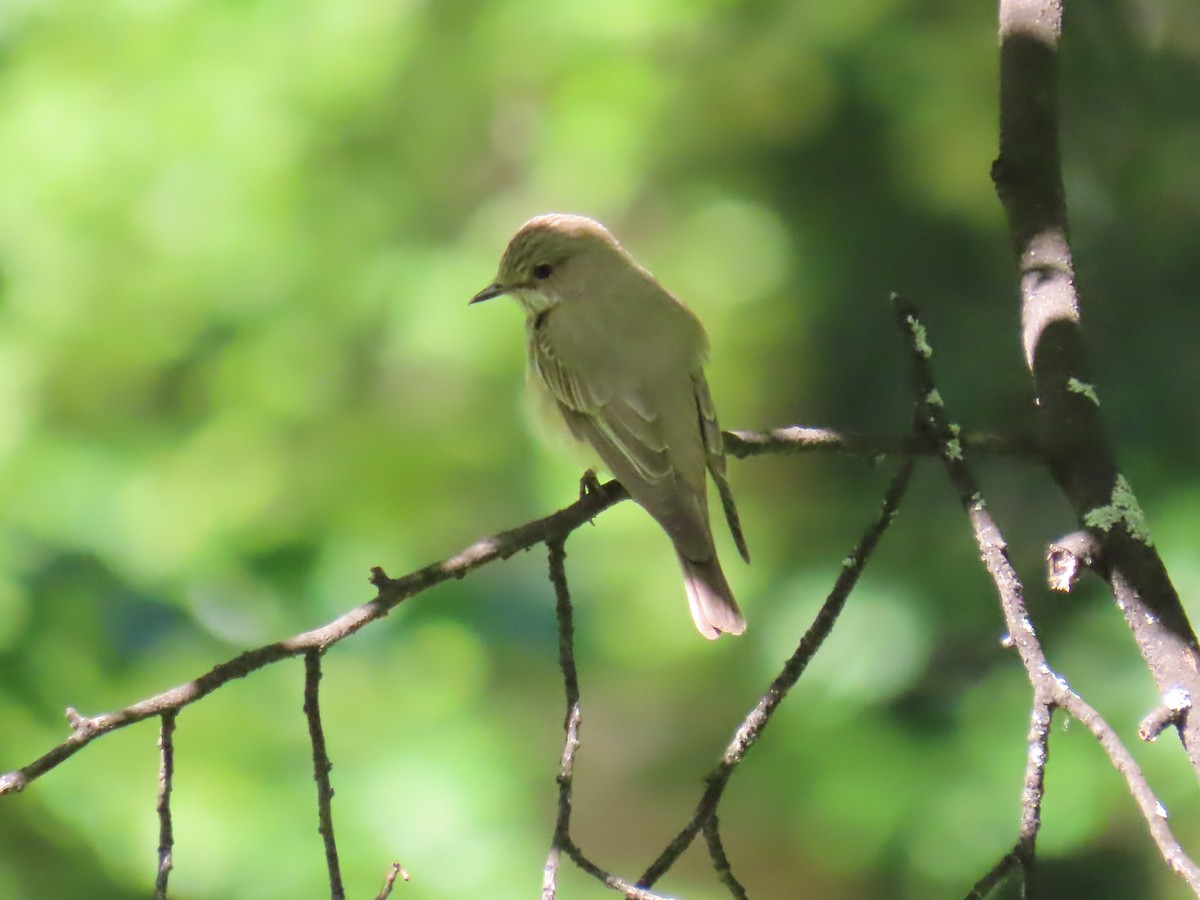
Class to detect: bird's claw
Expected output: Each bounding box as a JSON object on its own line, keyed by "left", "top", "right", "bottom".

{"left": 578, "top": 469, "right": 602, "bottom": 499}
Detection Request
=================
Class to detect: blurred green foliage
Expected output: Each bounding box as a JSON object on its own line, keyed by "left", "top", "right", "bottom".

{"left": 1, "top": 1, "right": 1199, "bottom": 898}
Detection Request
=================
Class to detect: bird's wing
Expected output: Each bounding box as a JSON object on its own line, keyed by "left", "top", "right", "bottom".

{"left": 693, "top": 375, "right": 750, "bottom": 563}
{"left": 530, "top": 323, "right": 713, "bottom": 561}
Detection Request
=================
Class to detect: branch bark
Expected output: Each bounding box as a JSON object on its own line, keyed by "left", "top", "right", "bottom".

{"left": 304, "top": 650, "right": 344, "bottom": 900}
{"left": 153, "top": 712, "right": 176, "bottom": 900}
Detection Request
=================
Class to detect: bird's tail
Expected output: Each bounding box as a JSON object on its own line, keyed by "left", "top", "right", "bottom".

{"left": 677, "top": 552, "right": 746, "bottom": 640}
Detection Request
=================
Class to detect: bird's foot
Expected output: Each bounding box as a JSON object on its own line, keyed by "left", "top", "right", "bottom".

{"left": 578, "top": 469, "right": 602, "bottom": 499}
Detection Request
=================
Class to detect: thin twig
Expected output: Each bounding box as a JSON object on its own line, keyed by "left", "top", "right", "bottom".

{"left": 540, "top": 845, "right": 560, "bottom": 900}
{"left": 964, "top": 847, "right": 1023, "bottom": 900}
{"left": 375, "top": 861, "right": 409, "bottom": 899}
{"left": 304, "top": 650, "right": 344, "bottom": 900}
{"left": 725, "top": 425, "right": 1038, "bottom": 461}
{"left": 703, "top": 816, "right": 748, "bottom": 900}
{"left": 1015, "top": 696, "right": 1052, "bottom": 896}
{"left": 544, "top": 537, "right": 579, "bottom": 900}
{"left": 963, "top": 698, "right": 1052, "bottom": 900}
{"left": 559, "top": 840, "right": 676, "bottom": 900}
{"left": 545, "top": 538, "right": 679, "bottom": 900}
{"left": 639, "top": 460, "right": 914, "bottom": 887}
{"left": 1139, "top": 687, "right": 1193, "bottom": 744}
{"left": 153, "top": 711, "right": 176, "bottom": 900}
{"left": 894, "top": 297, "right": 1052, "bottom": 689}
{"left": 1058, "top": 689, "right": 1200, "bottom": 891}
{"left": 894, "top": 296, "right": 1063, "bottom": 897}
{"left": 548, "top": 539, "right": 581, "bottom": 722}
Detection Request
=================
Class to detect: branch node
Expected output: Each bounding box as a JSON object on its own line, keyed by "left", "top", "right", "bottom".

{"left": 1046, "top": 531, "right": 1101, "bottom": 593}
{"left": 375, "top": 861, "right": 410, "bottom": 899}
{"left": 1139, "top": 689, "right": 1193, "bottom": 743}
{"left": 578, "top": 468, "right": 602, "bottom": 498}
{"left": 64, "top": 707, "right": 94, "bottom": 733}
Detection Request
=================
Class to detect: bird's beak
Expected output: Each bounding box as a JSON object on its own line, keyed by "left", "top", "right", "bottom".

{"left": 469, "top": 282, "right": 507, "bottom": 305}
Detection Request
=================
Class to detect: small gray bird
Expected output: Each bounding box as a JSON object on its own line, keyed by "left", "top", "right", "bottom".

{"left": 471, "top": 213, "right": 750, "bottom": 638}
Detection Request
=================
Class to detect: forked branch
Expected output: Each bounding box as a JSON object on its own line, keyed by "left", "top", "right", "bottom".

{"left": 895, "top": 299, "right": 1200, "bottom": 897}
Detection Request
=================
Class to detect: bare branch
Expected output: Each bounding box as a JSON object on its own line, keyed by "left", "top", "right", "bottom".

{"left": 374, "top": 862, "right": 409, "bottom": 900}
{"left": 893, "top": 295, "right": 1052, "bottom": 689}
{"left": 993, "top": 0, "right": 1200, "bottom": 778}
{"left": 1045, "top": 531, "right": 1101, "bottom": 594}
{"left": 304, "top": 650, "right": 344, "bottom": 900}
{"left": 540, "top": 845, "right": 560, "bottom": 900}
{"left": 963, "top": 690, "right": 1049, "bottom": 899}
{"left": 725, "top": 426, "right": 1038, "bottom": 462}
{"left": 153, "top": 711, "right": 176, "bottom": 900}
{"left": 1017, "top": 697, "right": 1052, "bottom": 882}
{"left": 964, "top": 847, "right": 1024, "bottom": 900}
{"left": 544, "top": 537, "right": 581, "bottom": 900}
{"left": 558, "top": 841, "right": 673, "bottom": 900}
{"left": 0, "top": 480, "right": 629, "bottom": 798}
{"left": 703, "top": 816, "right": 748, "bottom": 900}
{"left": 1140, "top": 689, "right": 1193, "bottom": 744}
{"left": 548, "top": 539, "right": 581, "bottom": 721}
{"left": 542, "top": 538, "right": 674, "bottom": 900}
{"left": 1059, "top": 689, "right": 1200, "bottom": 892}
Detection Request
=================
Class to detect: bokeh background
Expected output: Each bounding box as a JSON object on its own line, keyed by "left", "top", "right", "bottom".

{"left": 1, "top": 1, "right": 1199, "bottom": 898}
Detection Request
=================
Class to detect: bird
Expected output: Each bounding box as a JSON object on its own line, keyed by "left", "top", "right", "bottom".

{"left": 470, "top": 213, "right": 750, "bottom": 639}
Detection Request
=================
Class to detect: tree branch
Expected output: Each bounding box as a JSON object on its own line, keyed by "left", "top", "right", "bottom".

{"left": 0, "top": 480, "right": 629, "bottom": 798}
{"left": 374, "top": 861, "right": 409, "bottom": 900}
{"left": 993, "top": 0, "right": 1200, "bottom": 779}
{"left": 543, "top": 537, "right": 581, "bottom": 900}
{"left": 724, "top": 425, "right": 1038, "bottom": 462}
{"left": 703, "top": 816, "right": 748, "bottom": 900}
{"left": 153, "top": 711, "right": 176, "bottom": 900}
{"left": 0, "top": 422, "right": 1016, "bottom": 801}
{"left": 304, "top": 650, "right": 344, "bottom": 900}
{"left": 895, "top": 298, "right": 1200, "bottom": 897}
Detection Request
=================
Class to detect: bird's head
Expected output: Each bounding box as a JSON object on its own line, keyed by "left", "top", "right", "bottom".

{"left": 470, "top": 213, "right": 629, "bottom": 315}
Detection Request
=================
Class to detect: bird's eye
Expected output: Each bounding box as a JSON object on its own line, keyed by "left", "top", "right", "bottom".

{"left": 532, "top": 263, "right": 553, "bottom": 280}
